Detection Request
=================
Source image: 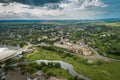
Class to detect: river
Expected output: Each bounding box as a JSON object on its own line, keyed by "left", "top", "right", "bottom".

{"left": 36, "top": 60, "right": 91, "bottom": 80}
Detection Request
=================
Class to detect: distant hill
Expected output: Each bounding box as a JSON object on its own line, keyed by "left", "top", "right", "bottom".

{"left": 0, "top": 18, "right": 120, "bottom": 24}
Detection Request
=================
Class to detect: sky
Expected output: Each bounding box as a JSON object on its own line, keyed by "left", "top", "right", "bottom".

{"left": 0, "top": 0, "right": 120, "bottom": 20}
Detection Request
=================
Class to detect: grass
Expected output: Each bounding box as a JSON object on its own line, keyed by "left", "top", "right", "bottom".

{"left": 107, "top": 54, "right": 120, "bottom": 60}
{"left": 89, "top": 22, "right": 120, "bottom": 27}
{"left": 26, "top": 47, "right": 61, "bottom": 60}
{"left": 25, "top": 47, "right": 74, "bottom": 79}
{"left": 104, "top": 22, "right": 120, "bottom": 27}
{"left": 25, "top": 46, "right": 120, "bottom": 80}
{"left": 46, "top": 68, "right": 73, "bottom": 79}
{"left": 63, "top": 57, "right": 120, "bottom": 80}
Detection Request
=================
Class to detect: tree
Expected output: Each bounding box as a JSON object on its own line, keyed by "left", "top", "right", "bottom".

{"left": 54, "top": 62, "right": 61, "bottom": 68}
{"left": 48, "top": 62, "right": 54, "bottom": 68}
{"left": 41, "top": 62, "right": 46, "bottom": 67}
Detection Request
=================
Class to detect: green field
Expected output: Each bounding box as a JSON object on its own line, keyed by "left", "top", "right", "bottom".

{"left": 25, "top": 46, "right": 120, "bottom": 80}
{"left": 45, "top": 68, "right": 73, "bottom": 79}
{"left": 103, "top": 22, "right": 120, "bottom": 27}
{"left": 70, "top": 22, "right": 120, "bottom": 59}
{"left": 26, "top": 47, "right": 62, "bottom": 60}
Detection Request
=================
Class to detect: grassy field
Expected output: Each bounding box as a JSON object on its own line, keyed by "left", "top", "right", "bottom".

{"left": 104, "top": 22, "right": 120, "bottom": 27}
{"left": 26, "top": 47, "right": 62, "bottom": 60}
{"left": 46, "top": 68, "right": 73, "bottom": 79}
{"left": 25, "top": 46, "right": 120, "bottom": 80}
{"left": 107, "top": 54, "right": 120, "bottom": 60}
{"left": 89, "top": 22, "right": 120, "bottom": 27}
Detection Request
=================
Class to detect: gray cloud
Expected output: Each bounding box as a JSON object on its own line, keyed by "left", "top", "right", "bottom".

{"left": 0, "top": 0, "right": 10, "bottom": 3}
{"left": 0, "top": 0, "right": 63, "bottom": 6}
{"left": 0, "top": 0, "right": 109, "bottom": 19}
{"left": 0, "top": 0, "right": 66, "bottom": 10}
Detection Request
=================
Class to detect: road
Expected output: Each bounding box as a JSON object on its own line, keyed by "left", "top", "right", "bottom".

{"left": 78, "top": 41, "right": 120, "bottom": 61}
{"left": 23, "top": 42, "right": 32, "bottom": 51}
{"left": 89, "top": 47, "right": 120, "bottom": 61}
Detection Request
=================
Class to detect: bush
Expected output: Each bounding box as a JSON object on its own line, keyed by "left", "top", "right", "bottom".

{"left": 48, "top": 62, "right": 54, "bottom": 68}
{"left": 54, "top": 62, "right": 61, "bottom": 68}
{"left": 41, "top": 62, "right": 47, "bottom": 67}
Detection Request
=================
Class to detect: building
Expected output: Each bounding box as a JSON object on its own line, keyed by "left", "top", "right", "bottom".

{"left": 5, "top": 71, "right": 27, "bottom": 80}
{"left": 27, "top": 71, "right": 45, "bottom": 80}
{"left": 50, "top": 77, "right": 67, "bottom": 80}
{"left": 23, "top": 49, "right": 34, "bottom": 53}
{"left": 23, "top": 46, "right": 34, "bottom": 53}
{"left": 69, "top": 45, "right": 91, "bottom": 56}
{"left": 0, "top": 48, "right": 18, "bottom": 61}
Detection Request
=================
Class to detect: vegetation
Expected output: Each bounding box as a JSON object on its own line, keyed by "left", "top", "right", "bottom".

{"left": 0, "top": 22, "right": 120, "bottom": 59}
{"left": 46, "top": 68, "right": 73, "bottom": 79}
{"left": 17, "top": 62, "right": 73, "bottom": 79}
{"left": 25, "top": 46, "right": 120, "bottom": 80}
{"left": 70, "top": 23, "right": 120, "bottom": 58}
{"left": 0, "top": 21, "right": 120, "bottom": 80}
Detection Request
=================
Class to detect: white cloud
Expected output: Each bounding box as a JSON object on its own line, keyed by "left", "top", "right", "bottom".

{"left": 60, "top": 0, "right": 108, "bottom": 10}
{"left": 57, "top": 0, "right": 107, "bottom": 19}
{"left": 0, "top": 0, "right": 108, "bottom": 19}
{"left": 0, "top": 3, "right": 63, "bottom": 16}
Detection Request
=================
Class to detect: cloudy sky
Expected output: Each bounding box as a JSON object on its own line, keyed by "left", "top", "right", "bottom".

{"left": 0, "top": 0, "right": 120, "bottom": 20}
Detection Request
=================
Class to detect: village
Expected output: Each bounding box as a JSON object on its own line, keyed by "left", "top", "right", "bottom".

{"left": 0, "top": 23, "right": 92, "bottom": 80}
{"left": 0, "top": 22, "right": 120, "bottom": 80}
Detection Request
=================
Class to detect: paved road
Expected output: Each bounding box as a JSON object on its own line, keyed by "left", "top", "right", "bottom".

{"left": 88, "top": 47, "right": 120, "bottom": 62}
{"left": 78, "top": 41, "right": 120, "bottom": 62}
{"left": 23, "top": 42, "right": 32, "bottom": 51}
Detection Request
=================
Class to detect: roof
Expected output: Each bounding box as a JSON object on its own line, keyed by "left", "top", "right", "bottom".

{"left": 5, "top": 71, "right": 27, "bottom": 80}
{"left": 27, "top": 71, "right": 44, "bottom": 80}
{"left": 50, "top": 77, "right": 67, "bottom": 80}
{"left": 0, "top": 48, "right": 18, "bottom": 60}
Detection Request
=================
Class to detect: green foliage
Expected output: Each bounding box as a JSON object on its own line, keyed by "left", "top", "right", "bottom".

{"left": 25, "top": 46, "right": 120, "bottom": 80}
{"left": 4, "top": 65, "right": 14, "bottom": 71}
{"left": 47, "top": 62, "right": 54, "bottom": 68}
{"left": 1, "top": 21, "right": 120, "bottom": 80}
{"left": 54, "top": 62, "right": 61, "bottom": 68}
{"left": 41, "top": 62, "right": 47, "bottom": 67}
{"left": 45, "top": 68, "right": 73, "bottom": 79}
{"left": 70, "top": 23, "right": 120, "bottom": 58}
{"left": 17, "top": 62, "right": 38, "bottom": 74}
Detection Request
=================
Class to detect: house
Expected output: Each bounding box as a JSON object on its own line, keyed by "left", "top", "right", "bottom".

{"left": 1, "top": 76, "right": 5, "bottom": 80}
{"left": 23, "top": 49, "right": 34, "bottom": 53}
{"left": 66, "top": 42, "right": 72, "bottom": 46}
{"left": 69, "top": 45, "right": 91, "bottom": 56}
{"left": 64, "top": 39, "right": 69, "bottom": 42}
{"left": 81, "top": 46, "right": 91, "bottom": 56}
{"left": 50, "top": 77, "right": 67, "bottom": 80}
{"left": 69, "top": 46, "right": 82, "bottom": 54}
{"left": 27, "top": 71, "right": 45, "bottom": 80}
{"left": 42, "top": 36, "right": 48, "bottom": 39}
{"left": 5, "top": 71, "right": 27, "bottom": 80}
